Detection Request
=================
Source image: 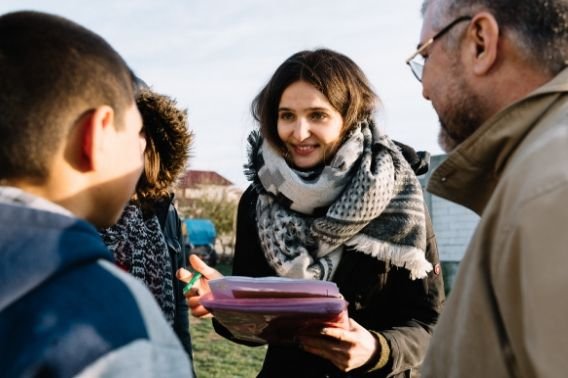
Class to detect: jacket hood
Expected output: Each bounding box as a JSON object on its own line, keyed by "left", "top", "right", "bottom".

{"left": 0, "top": 203, "right": 112, "bottom": 312}
{"left": 137, "top": 89, "right": 193, "bottom": 190}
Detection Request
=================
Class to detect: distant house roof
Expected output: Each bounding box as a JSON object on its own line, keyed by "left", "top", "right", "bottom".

{"left": 178, "top": 170, "right": 233, "bottom": 188}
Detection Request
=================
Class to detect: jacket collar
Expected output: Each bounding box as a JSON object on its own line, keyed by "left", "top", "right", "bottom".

{"left": 427, "top": 68, "right": 568, "bottom": 215}
{"left": 0, "top": 186, "right": 73, "bottom": 217}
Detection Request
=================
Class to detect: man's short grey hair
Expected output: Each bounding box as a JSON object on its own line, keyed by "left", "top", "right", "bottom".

{"left": 422, "top": 0, "right": 568, "bottom": 75}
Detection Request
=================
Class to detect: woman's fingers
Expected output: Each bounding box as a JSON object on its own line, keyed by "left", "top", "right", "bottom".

{"left": 177, "top": 255, "right": 224, "bottom": 319}
{"left": 176, "top": 267, "right": 193, "bottom": 283}
{"left": 188, "top": 294, "right": 213, "bottom": 318}
{"left": 176, "top": 266, "right": 213, "bottom": 317}
{"left": 297, "top": 318, "right": 379, "bottom": 372}
{"left": 189, "top": 254, "right": 223, "bottom": 280}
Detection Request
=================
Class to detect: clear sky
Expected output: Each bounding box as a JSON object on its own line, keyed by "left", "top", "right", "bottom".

{"left": 0, "top": 0, "right": 441, "bottom": 189}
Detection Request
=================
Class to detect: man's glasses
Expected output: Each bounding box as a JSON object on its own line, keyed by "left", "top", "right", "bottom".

{"left": 406, "top": 16, "right": 472, "bottom": 82}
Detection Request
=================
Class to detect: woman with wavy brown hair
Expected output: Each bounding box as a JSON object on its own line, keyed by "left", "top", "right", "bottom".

{"left": 183, "top": 49, "right": 445, "bottom": 378}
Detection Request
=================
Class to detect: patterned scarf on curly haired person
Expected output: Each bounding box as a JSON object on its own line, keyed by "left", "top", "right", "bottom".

{"left": 100, "top": 203, "right": 175, "bottom": 324}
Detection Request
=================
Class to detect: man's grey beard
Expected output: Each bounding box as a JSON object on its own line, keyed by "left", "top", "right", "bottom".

{"left": 436, "top": 85, "right": 487, "bottom": 152}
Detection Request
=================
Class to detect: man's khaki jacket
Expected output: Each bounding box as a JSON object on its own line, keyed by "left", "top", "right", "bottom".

{"left": 422, "top": 68, "right": 568, "bottom": 377}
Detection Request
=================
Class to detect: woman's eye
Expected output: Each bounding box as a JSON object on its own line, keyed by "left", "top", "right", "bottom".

{"left": 310, "top": 112, "right": 327, "bottom": 121}
{"left": 279, "top": 112, "right": 294, "bottom": 121}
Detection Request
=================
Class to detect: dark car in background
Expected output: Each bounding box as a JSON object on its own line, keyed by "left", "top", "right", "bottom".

{"left": 183, "top": 218, "right": 218, "bottom": 266}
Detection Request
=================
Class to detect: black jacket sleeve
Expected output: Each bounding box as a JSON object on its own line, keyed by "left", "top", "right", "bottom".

{"left": 161, "top": 201, "right": 196, "bottom": 370}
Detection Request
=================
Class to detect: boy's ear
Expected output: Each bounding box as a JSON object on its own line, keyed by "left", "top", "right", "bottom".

{"left": 80, "top": 106, "right": 115, "bottom": 171}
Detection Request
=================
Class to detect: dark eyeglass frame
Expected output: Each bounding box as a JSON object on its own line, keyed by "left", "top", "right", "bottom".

{"left": 405, "top": 16, "right": 473, "bottom": 82}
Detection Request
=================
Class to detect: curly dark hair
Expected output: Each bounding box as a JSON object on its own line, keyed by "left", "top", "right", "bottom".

{"left": 134, "top": 88, "right": 192, "bottom": 206}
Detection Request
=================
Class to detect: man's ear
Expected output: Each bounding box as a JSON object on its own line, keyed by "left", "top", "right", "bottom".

{"left": 465, "top": 12, "right": 500, "bottom": 76}
{"left": 80, "top": 106, "right": 115, "bottom": 171}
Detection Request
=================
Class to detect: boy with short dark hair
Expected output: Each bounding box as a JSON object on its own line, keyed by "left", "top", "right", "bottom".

{"left": 0, "top": 10, "right": 192, "bottom": 377}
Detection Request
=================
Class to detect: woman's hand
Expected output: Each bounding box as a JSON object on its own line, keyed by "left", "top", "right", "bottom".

{"left": 176, "top": 254, "right": 223, "bottom": 318}
{"left": 297, "top": 316, "right": 379, "bottom": 372}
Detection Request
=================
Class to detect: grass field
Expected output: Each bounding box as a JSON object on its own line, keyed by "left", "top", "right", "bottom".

{"left": 189, "top": 262, "right": 267, "bottom": 377}
{"left": 190, "top": 317, "right": 266, "bottom": 377}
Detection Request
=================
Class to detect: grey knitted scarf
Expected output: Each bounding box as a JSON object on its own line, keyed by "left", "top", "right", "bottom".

{"left": 245, "top": 119, "right": 432, "bottom": 280}
{"left": 99, "top": 203, "right": 176, "bottom": 325}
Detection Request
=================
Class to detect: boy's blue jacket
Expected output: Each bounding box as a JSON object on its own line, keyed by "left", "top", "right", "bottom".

{"left": 0, "top": 202, "right": 192, "bottom": 377}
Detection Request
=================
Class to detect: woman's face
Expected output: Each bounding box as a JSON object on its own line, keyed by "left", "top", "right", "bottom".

{"left": 277, "top": 81, "right": 344, "bottom": 170}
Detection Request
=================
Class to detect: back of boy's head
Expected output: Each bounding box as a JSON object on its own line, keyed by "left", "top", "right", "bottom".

{"left": 0, "top": 11, "right": 135, "bottom": 183}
